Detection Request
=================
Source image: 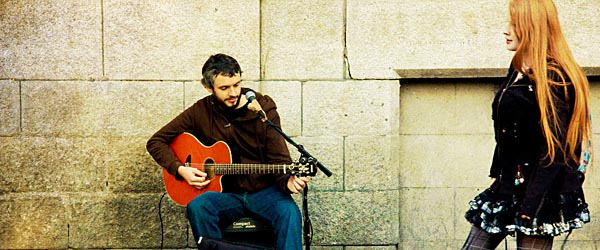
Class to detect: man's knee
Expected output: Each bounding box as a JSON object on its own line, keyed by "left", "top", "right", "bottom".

{"left": 187, "top": 194, "right": 217, "bottom": 219}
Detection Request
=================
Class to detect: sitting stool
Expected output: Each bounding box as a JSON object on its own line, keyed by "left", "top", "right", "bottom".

{"left": 221, "top": 217, "right": 277, "bottom": 248}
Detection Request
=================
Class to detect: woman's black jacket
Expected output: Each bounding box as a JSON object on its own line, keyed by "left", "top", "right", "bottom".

{"left": 489, "top": 65, "right": 584, "bottom": 218}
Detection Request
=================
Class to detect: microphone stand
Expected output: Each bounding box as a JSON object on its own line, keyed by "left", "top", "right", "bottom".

{"left": 246, "top": 90, "right": 332, "bottom": 249}
{"left": 262, "top": 119, "right": 332, "bottom": 250}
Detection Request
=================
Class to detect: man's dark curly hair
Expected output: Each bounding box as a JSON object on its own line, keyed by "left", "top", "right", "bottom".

{"left": 201, "top": 54, "right": 242, "bottom": 88}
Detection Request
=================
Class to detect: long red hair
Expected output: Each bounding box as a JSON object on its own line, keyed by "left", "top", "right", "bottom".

{"left": 509, "top": 0, "right": 592, "bottom": 164}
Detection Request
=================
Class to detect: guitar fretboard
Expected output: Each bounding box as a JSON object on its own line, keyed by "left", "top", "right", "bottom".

{"left": 192, "top": 163, "right": 292, "bottom": 175}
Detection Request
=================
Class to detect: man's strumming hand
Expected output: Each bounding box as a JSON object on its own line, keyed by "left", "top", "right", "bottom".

{"left": 178, "top": 166, "right": 211, "bottom": 189}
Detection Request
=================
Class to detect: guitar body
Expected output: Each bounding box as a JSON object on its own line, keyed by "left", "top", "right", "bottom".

{"left": 164, "top": 132, "right": 231, "bottom": 206}
{"left": 163, "top": 133, "right": 317, "bottom": 206}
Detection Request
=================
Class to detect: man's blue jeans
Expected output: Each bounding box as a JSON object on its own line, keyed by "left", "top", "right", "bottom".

{"left": 186, "top": 185, "right": 302, "bottom": 250}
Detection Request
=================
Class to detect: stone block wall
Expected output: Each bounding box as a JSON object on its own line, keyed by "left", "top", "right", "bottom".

{"left": 1, "top": 1, "right": 600, "bottom": 249}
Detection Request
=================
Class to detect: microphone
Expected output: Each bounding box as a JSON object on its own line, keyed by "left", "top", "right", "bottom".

{"left": 245, "top": 91, "right": 268, "bottom": 122}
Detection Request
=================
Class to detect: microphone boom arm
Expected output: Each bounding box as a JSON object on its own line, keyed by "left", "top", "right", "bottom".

{"left": 245, "top": 90, "right": 332, "bottom": 177}
{"left": 264, "top": 119, "right": 333, "bottom": 177}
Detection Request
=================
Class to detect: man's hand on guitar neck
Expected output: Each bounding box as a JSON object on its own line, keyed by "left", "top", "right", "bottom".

{"left": 287, "top": 176, "right": 310, "bottom": 194}
{"left": 178, "top": 166, "right": 211, "bottom": 189}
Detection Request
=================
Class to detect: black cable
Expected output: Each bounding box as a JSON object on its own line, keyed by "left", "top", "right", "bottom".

{"left": 159, "top": 192, "right": 167, "bottom": 250}
{"left": 560, "top": 230, "right": 572, "bottom": 250}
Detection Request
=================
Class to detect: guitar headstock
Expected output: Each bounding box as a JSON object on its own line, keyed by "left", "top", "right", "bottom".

{"left": 288, "top": 157, "right": 318, "bottom": 177}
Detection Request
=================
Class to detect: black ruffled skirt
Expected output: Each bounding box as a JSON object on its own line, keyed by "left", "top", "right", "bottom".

{"left": 465, "top": 188, "right": 590, "bottom": 236}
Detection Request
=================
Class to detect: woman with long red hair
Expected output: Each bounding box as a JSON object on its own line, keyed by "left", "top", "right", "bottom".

{"left": 462, "top": 0, "right": 592, "bottom": 249}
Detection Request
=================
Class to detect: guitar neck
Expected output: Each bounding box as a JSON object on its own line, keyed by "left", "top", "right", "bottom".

{"left": 193, "top": 163, "right": 293, "bottom": 175}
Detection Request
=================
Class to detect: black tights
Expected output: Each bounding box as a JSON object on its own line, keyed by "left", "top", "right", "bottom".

{"left": 462, "top": 226, "right": 553, "bottom": 250}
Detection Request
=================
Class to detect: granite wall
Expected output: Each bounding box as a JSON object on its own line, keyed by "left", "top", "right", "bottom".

{"left": 1, "top": 1, "right": 599, "bottom": 249}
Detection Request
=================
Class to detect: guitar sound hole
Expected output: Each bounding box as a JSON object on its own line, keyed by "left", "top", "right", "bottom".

{"left": 204, "top": 159, "right": 215, "bottom": 179}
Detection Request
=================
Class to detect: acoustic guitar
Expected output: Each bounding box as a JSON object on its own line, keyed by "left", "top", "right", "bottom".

{"left": 164, "top": 132, "right": 317, "bottom": 206}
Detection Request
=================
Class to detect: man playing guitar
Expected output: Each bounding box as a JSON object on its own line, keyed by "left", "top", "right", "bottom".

{"left": 147, "top": 53, "right": 309, "bottom": 250}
